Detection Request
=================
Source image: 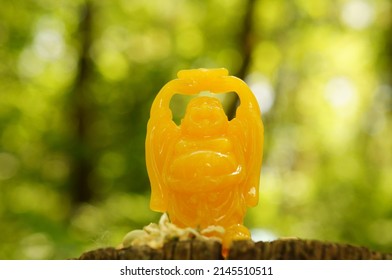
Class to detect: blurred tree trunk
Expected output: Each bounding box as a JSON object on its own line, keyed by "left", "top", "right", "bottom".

{"left": 387, "top": 6, "right": 392, "bottom": 103}
{"left": 378, "top": 4, "right": 392, "bottom": 96}
{"left": 387, "top": 5, "right": 392, "bottom": 86}
{"left": 68, "top": 0, "right": 95, "bottom": 206}
{"left": 236, "top": 0, "right": 257, "bottom": 80}
{"left": 227, "top": 0, "right": 258, "bottom": 119}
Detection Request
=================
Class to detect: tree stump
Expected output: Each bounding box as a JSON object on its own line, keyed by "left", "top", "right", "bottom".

{"left": 77, "top": 239, "right": 392, "bottom": 260}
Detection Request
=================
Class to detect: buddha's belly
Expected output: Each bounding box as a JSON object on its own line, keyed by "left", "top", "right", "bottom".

{"left": 166, "top": 150, "right": 244, "bottom": 192}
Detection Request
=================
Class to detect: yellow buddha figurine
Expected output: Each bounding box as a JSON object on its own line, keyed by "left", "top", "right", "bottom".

{"left": 145, "top": 68, "right": 264, "bottom": 254}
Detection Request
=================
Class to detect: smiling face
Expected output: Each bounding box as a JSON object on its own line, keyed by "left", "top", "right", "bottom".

{"left": 181, "top": 96, "right": 228, "bottom": 138}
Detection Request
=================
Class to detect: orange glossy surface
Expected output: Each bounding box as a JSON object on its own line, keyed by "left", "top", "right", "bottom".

{"left": 146, "top": 68, "right": 264, "bottom": 250}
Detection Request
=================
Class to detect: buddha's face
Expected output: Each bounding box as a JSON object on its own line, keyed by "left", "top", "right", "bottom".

{"left": 181, "top": 96, "right": 228, "bottom": 138}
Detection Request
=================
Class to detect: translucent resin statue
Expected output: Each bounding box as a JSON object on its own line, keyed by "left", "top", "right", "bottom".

{"left": 146, "top": 68, "right": 264, "bottom": 251}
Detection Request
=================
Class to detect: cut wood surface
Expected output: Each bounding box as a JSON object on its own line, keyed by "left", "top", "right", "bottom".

{"left": 77, "top": 239, "right": 392, "bottom": 260}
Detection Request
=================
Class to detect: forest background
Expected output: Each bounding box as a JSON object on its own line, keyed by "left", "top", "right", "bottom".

{"left": 0, "top": 0, "right": 391, "bottom": 259}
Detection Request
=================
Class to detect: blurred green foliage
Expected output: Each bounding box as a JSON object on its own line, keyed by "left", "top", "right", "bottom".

{"left": 0, "top": 0, "right": 391, "bottom": 259}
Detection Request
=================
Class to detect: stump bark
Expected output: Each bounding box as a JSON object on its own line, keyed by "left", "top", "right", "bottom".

{"left": 77, "top": 239, "right": 392, "bottom": 260}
